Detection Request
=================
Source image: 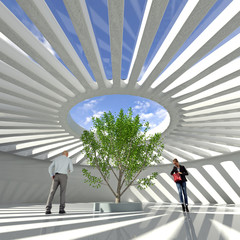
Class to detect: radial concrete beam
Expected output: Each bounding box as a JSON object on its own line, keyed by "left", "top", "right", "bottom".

{"left": 182, "top": 112, "right": 240, "bottom": 123}
{"left": 199, "top": 166, "right": 234, "bottom": 204}
{"left": 167, "top": 135, "right": 231, "bottom": 153}
{"left": 34, "top": 141, "right": 82, "bottom": 160}
{"left": 170, "top": 132, "right": 240, "bottom": 147}
{"left": 12, "top": 138, "right": 79, "bottom": 157}
{"left": 0, "top": 78, "right": 62, "bottom": 109}
{"left": 160, "top": 47, "right": 240, "bottom": 102}
{"left": 0, "top": 103, "right": 58, "bottom": 120}
{"left": 63, "top": 0, "right": 111, "bottom": 89}
{"left": 0, "top": 135, "right": 74, "bottom": 152}
{"left": 151, "top": 12, "right": 240, "bottom": 95}
{"left": 186, "top": 171, "right": 217, "bottom": 204}
{"left": 0, "top": 0, "right": 239, "bottom": 172}
{"left": 0, "top": 93, "right": 58, "bottom": 115}
{"left": 0, "top": 116, "right": 59, "bottom": 126}
{"left": 138, "top": 0, "right": 217, "bottom": 91}
{"left": 164, "top": 144, "right": 196, "bottom": 161}
{"left": 126, "top": 0, "right": 168, "bottom": 88}
{"left": 164, "top": 140, "right": 212, "bottom": 158}
{"left": 179, "top": 85, "right": 240, "bottom": 110}
{"left": 180, "top": 100, "right": 240, "bottom": 117}
{"left": 0, "top": 2, "right": 84, "bottom": 96}
{"left": 162, "top": 150, "right": 176, "bottom": 162}
{"left": 17, "top": 0, "right": 97, "bottom": 91}
{"left": 107, "top": 0, "right": 124, "bottom": 87}
{"left": 173, "top": 127, "right": 240, "bottom": 138}
{"left": 217, "top": 164, "right": 240, "bottom": 200}
{"left": 0, "top": 128, "right": 66, "bottom": 137}
{"left": 0, "top": 38, "right": 71, "bottom": 101}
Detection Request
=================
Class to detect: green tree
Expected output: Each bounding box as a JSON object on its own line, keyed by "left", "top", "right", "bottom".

{"left": 80, "top": 108, "right": 164, "bottom": 203}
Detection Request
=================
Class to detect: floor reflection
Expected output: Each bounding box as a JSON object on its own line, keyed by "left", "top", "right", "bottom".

{"left": 0, "top": 203, "right": 239, "bottom": 240}
{"left": 184, "top": 213, "right": 197, "bottom": 240}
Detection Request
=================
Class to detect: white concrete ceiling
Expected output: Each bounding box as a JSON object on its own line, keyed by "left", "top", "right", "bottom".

{"left": 0, "top": 0, "right": 240, "bottom": 165}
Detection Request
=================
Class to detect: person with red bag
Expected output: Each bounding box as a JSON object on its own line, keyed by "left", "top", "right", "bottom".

{"left": 170, "top": 158, "right": 189, "bottom": 212}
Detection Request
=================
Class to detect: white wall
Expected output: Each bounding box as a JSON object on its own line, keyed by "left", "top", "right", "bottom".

{"left": 0, "top": 151, "right": 240, "bottom": 205}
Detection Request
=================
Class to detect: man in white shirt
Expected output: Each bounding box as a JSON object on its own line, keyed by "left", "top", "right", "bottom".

{"left": 45, "top": 151, "right": 73, "bottom": 214}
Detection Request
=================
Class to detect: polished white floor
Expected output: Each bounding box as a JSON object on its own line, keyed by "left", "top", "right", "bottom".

{"left": 0, "top": 203, "right": 239, "bottom": 240}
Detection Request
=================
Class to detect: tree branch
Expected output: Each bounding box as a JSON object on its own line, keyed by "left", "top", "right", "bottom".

{"left": 120, "top": 148, "right": 149, "bottom": 194}
{"left": 120, "top": 178, "right": 125, "bottom": 189}
{"left": 108, "top": 162, "right": 119, "bottom": 181}
{"left": 96, "top": 164, "right": 117, "bottom": 197}
{"left": 107, "top": 135, "right": 119, "bottom": 181}
{"left": 120, "top": 164, "right": 146, "bottom": 197}
{"left": 101, "top": 154, "right": 119, "bottom": 181}
{"left": 94, "top": 152, "right": 117, "bottom": 197}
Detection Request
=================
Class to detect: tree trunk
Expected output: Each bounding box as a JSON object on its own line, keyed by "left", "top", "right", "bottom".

{"left": 115, "top": 185, "right": 121, "bottom": 203}
{"left": 115, "top": 169, "right": 122, "bottom": 203}
{"left": 115, "top": 195, "right": 120, "bottom": 203}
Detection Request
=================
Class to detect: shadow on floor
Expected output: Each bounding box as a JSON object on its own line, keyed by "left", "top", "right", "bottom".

{"left": 0, "top": 203, "right": 239, "bottom": 240}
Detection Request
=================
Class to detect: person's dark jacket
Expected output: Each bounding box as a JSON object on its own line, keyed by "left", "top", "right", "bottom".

{"left": 170, "top": 165, "right": 188, "bottom": 182}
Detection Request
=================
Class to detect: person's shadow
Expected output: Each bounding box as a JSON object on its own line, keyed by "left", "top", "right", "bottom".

{"left": 184, "top": 213, "right": 197, "bottom": 240}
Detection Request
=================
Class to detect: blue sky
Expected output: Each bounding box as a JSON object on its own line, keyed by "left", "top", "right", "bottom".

{"left": 70, "top": 95, "right": 170, "bottom": 133}
{"left": 2, "top": 0, "right": 236, "bottom": 81}
{"left": 1, "top": 0, "right": 238, "bottom": 133}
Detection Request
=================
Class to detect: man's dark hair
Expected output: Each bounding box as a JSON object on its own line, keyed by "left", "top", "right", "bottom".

{"left": 173, "top": 158, "right": 178, "bottom": 162}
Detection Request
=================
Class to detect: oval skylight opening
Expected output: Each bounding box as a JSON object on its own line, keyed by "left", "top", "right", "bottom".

{"left": 69, "top": 95, "right": 170, "bottom": 134}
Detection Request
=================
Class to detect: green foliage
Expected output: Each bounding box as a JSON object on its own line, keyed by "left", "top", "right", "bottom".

{"left": 80, "top": 108, "right": 164, "bottom": 201}
{"left": 137, "top": 172, "right": 158, "bottom": 190}
{"left": 82, "top": 168, "right": 102, "bottom": 188}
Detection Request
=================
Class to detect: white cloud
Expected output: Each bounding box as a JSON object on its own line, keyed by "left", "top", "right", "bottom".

{"left": 140, "top": 112, "right": 154, "bottom": 119}
{"left": 93, "top": 111, "right": 105, "bottom": 118}
{"left": 147, "top": 113, "right": 170, "bottom": 135}
{"left": 80, "top": 97, "right": 105, "bottom": 111}
{"left": 82, "top": 100, "right": 98, "bottom": 110}
{"left": 133, "top": 100, "right": 150, "bottom": 112}
{"left": 149, "top": 123, "right": 157, "bottom": 128}
{"left": 133, "top": 100, "right": 169, "bottom": 131}
{"left": 83, "top": 110, "right": 105, "bottom": 125}
{"left": 155, "top": 108, "right": 168, "bottom": 120}
{"left": 76, "top": 97, "right": 106, "bottom": 127}
{"left": 132, "top": 99, "right": 169, "bottom": 133}
{"left": 84, "top": 116, "right": 92, "bottom": 125}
